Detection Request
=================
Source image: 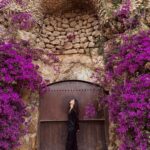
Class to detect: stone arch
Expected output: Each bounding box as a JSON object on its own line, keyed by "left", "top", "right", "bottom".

{"left": 17, "top": 0, "right": 111, "bottom": 150}
{"left": 30, "top": 2, "right": 107, "bottom": 149}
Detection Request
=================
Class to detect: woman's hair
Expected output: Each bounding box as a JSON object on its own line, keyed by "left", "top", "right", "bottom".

{"left": 68, "top": 98, "right": 79, "bottom": 116}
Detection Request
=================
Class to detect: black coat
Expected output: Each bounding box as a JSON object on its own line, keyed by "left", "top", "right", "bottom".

{"left": 66, "top": 109, "right": 79, "bottom": 150}
{"left": 67, "top": 109, "right": 79, "bottom": 131}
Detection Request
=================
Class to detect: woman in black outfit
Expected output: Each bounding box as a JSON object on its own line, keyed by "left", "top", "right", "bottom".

{"left": 66, "top": 99, "right": 80, "bottom": 150}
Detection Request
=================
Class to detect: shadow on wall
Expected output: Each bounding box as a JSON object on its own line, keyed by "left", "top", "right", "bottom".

{"left": 41, "top": 0, "right": 97, "bottom": 14}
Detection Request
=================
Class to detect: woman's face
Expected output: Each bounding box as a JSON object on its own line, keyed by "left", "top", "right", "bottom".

{"left": 70, "top": 99, "right": 75, "bottom": 108}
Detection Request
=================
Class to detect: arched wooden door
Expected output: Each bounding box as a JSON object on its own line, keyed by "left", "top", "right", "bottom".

{"left": 38, "top": 80, "right": 109, "bottom": 150}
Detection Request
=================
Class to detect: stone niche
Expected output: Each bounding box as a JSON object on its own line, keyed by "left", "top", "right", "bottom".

{"left": 16, "top": 1, "right": 106, "bottom": 150}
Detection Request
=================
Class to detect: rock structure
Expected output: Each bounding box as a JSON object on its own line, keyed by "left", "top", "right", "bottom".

{"left": 36, "top": 12, "right": 100, "bottom": 55}
{"left": 1, "top": 0, "right": 150, "bottom": 150}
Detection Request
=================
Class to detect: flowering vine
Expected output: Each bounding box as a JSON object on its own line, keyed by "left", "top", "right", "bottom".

{"left": 0, "top": 1, "right": 47, "bottom": 149}
{"left": 0, "top": 87, "right": 27, "bottom": 149}
{"left": 84, "top": 103, "right": 96, "bottom": 119}
{"left": 0, "top": 0, "right": 11, "bottom": 9}
{"left": 0, "top": 41, "right": 45, "bottom": 91}
{"left": 115, "top": 0, "right": 139, "bottom": 30}
{"left": 104, "top": 30, "right": 150, "bottom": 150}
{"left": 0, "top": 40, "right": 46, "bottom": 150}
{"left": 11, "top": 12, "right": 36, "bottom": 31}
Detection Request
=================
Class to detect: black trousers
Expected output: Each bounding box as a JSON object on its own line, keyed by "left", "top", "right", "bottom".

{"left": 65, "top": 130, "right": 78, "bottom": 150}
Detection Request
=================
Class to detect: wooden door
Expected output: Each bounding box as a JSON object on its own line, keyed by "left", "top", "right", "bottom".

{"left": 38, "top": 80, "right": 108, "bottom": 150}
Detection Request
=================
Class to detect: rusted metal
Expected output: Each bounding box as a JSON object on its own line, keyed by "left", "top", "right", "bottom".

{"left": 38, "top": 80, "right": 108, "bottom": 150}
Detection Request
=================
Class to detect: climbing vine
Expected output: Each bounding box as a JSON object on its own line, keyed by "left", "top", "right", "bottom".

{"left": 0, "top": 38, "right": 48, "bottom": 149}
{"left": 0, "top": 0, "right": 47, "bottom": 149}
{"left": 90, "top": 1, "right": 150, "bottom": 149}
{"left": 103, "top": 30, "right": 150, "bottom": 150}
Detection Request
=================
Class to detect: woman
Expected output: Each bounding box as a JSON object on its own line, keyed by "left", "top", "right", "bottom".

{"left": 66, "top": 98, "right": 80, "bottom": 150}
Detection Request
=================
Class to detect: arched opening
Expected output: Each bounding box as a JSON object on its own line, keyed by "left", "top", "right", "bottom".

{"left": 38, "top": 80, "right": 109, "bottom": 150}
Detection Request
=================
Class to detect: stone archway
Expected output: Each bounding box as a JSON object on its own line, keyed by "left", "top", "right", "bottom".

{"left": 16, "top": 0, "right": 109, "bottom": 150}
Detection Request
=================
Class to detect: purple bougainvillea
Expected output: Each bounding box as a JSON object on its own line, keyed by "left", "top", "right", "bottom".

{"left": 84, "top": 103, "right": 96, "bottom": 119}
{"left": 115, "top": 0, "right": 139, "bottom": 29}
{"left": 11, "top": 12, "right": 35, "bottom": 30}
{"left": 0, "top": 87, "right": 27, "bottom": 149}
{"left": 0, "top": 0, "right": 45, "bottom": 149}
{"left": 0, "top": 0, "right": 11, "bottom": 9}
{"left": 106, "top": 74, "right": 150, "bottom": 150}
{"left": 106, "top": 30, "right": 150, "bottom": 79}
{"left": 116, "top": 0, "right": 131, "bottom": 19}
{"left": 0, "top": 40, "right": 45, "bottom": 149}
{"left": 0, "top": 41, "right": 44, "bottom": 91}
{"left": 103, "top": 30, "right": 150, "bottom": 150}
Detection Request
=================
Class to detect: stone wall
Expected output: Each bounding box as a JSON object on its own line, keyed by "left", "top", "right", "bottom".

{"left": 37, "top": 12, "right": 100, "bottom": 54}
{"left": 16, "top": 91, "right": 39, "bottom": 150}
